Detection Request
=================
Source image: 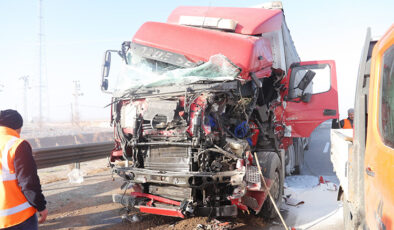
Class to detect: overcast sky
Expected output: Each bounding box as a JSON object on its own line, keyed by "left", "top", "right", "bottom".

{"left": 0, "top": 0, "right": 393, "bottom": 122}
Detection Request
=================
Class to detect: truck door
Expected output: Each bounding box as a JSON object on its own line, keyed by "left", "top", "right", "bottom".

{"left": 282, "top": 60, "right": 338, "bottom": 137}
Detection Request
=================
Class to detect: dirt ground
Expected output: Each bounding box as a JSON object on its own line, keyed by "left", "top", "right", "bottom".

{"left": 38, "top": 163, "right": 274, "bottom": 230}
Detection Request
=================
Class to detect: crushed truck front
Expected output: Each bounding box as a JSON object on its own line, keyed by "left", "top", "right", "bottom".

{"left": 101, "top": 5, "right": 339, "bottom": 219}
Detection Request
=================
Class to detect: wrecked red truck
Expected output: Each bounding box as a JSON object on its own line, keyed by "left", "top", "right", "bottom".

{"left": 101, "top": 3, "right": 339, "bottom": 219}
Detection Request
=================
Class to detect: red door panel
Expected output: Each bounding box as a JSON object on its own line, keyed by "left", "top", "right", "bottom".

{"left": 283, "top": 60, "right": 339, "bottom": 137}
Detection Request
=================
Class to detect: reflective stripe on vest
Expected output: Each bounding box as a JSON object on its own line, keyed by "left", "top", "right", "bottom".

{"left": 0, "top": 202, "right": 31, "bottom": 217}
{"left": 0, "top": 172, "right": 16, "bottom": 182}
{"left": 1, "top": 137, "right": 18, "bottom": 182}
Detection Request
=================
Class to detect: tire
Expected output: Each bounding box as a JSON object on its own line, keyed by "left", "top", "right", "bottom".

{"left": 256, "top": 152, "right": 283, "bottom": 219}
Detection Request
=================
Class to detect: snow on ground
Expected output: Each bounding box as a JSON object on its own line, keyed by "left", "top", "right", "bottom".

{"left": 280, "top": 175, "right": 343, "bottom": 230}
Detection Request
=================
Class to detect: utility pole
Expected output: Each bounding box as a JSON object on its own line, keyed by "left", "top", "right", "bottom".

{"left": 37, "top": 0, "right": 48, "bottom": 126}
{"left": 19, "top": 76, "right": 30, "bottom": 121}
{"left": 38, "top": 0, "right": 43, "bottom": 127}
{"left": 72, "top": 80, "right": 83, "bottom": 126}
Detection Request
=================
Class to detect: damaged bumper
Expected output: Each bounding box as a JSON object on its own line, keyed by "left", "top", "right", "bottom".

{"left": 112, "top": 192, "right": 238, "bottom": 218}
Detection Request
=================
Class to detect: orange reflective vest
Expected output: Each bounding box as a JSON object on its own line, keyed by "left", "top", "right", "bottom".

{"left": 0, "top": 126, "right": 36, "bottom": 228}
{"left": 342, "top": 119, "right": 353, "bottom": 129}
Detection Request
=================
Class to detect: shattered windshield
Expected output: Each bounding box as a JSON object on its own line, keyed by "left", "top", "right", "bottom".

{"left": 112, "top": 53, "right": 241, "bottom": 96}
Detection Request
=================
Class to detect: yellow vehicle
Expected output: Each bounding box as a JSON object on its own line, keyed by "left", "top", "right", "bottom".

{"left": 331, "top": 25, "right": 393, "bottom": 230}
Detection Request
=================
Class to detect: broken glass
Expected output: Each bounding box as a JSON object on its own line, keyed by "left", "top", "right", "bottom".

{"left": 113, "top": 54, "right": 241, "bottom": 96}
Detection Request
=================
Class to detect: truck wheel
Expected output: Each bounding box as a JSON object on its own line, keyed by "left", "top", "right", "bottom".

{"left": 257, "top": 152, "right": 283, "bottom": 219}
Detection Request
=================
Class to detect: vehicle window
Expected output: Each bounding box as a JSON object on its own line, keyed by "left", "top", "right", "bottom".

{"left": 289, "top": 64, "right": 331, "bottom": 98}
{"left": 380, "top": 45, "right": 394, "bottom": 148}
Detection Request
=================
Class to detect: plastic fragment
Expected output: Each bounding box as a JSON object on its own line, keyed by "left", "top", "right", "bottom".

{"left": 67, "top": 168, "right": 84, "bottom": 184}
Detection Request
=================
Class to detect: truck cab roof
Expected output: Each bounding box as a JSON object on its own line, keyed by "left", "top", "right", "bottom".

{"left": 131, "top": 6, "right": 285, "bottom": 78}
{"left": 132, "top": 21, "right": 274, "bottom": 78}
{"left": 167, "top": 6, "right": 282, "bottom": 35}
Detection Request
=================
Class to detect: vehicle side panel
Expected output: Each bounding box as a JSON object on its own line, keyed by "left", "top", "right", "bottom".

{"left": 364, "top": 25, "right": 394, "bottom": 230}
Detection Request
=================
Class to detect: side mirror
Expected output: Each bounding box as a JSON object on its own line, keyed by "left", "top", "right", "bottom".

{"left": 301, "top": 93, "right": 312, "bottom": 103}
{"left": 101, "top": 50, "right": 112, "bottom": 91}
{"left": 101, "top": 79, "right": 108, "bottom": 91}
{"left": 296, "top": 70, "right": 316, "bottom": 91}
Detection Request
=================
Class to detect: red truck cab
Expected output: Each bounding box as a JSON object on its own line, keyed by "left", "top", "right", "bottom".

{"left": 101, "top": 4, "right": 338, "bottom": 219}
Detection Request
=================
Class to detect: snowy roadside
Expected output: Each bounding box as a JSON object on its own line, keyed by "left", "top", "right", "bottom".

{"left": 271, "top": 175, "right": 343, "bottom": 230}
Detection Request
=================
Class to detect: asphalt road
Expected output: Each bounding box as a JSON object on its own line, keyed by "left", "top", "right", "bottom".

{"left": 301, "top": 122, "right": 339, "bottom": 181}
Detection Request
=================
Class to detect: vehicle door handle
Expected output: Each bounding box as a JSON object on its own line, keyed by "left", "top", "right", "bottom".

{"left": 366, "top": 167, "right": 375, "bottom": 177}
{"left": 323, "top": 109, "right": 336, "bottom": 116}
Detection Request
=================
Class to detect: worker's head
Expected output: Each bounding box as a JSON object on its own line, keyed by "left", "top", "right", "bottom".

{"left": 0, "top": 109, "right": 23, "bottom": 133}
{"left": 348, "top": 108, "right": 354, "bottom": 120}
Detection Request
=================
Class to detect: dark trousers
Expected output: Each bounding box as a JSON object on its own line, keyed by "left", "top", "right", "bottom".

{"left": 2, "top": 214, "right": 37, "bottom": 230}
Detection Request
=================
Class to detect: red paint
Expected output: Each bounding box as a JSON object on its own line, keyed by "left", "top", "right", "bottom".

{"left": 132, "top": 22, "right": 273, "bottom": 78}
{"left": 246, "top": 151, "right": 253, "bottom": 166}
{"left": 319, "top": 176, "right": 325, "bottom": 184}
{"left": 243, "top": 178, "right": 272, "bottom": 212}
{"left": 249, "top": 121, "right": 260, "bottom": 146}
{"left": 139, "top": 206, "right": 185, "bottom": 218}
{"left": 281, "top": 137, "right": 293, "bottom": 150}
{"left": 111, "top": 150, "right": 123, "bottom": 157}
{"left": 167, "top": 6, "right": 282, "bottom": 35}
{"left": 131, "top": 192, "right": 182, "bottom": 206}
{"left": 230, "top": 199, "right": 248, "bottom": 211}
{"left": 187, "top": 95, "right": 207, "bottom": 136}
{"left": 254, "top": 67, "right": 272, "bottom": 78}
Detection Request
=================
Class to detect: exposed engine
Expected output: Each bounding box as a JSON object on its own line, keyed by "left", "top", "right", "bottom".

{"left": 110, "top": 72, "right": 283, "bottom": 217}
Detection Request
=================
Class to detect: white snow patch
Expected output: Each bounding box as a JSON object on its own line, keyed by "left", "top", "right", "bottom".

{"left": 284, "top": 175, "right": 319, "bottom": 189}
{"left": 282, "top": 175, "right": 343, "bottom": 229}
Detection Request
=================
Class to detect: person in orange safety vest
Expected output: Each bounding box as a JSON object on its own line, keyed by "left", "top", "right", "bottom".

{"left": 0, "top": 110, "right": 48, "bottom": 229}
{"left": 340, "top": 108, "right": 354, "bottom": 129}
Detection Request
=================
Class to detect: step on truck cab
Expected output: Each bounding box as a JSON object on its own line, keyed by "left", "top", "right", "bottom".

{"left": 101, "top": 2, "right": 339, "bottom": 219}
{"left": 331, "top": 25, "right": 393, "bottom": 229}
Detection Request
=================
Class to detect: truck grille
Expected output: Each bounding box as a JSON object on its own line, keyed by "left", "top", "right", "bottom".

{"left": 144, "top": 146, "right": 191, "bottom": 172}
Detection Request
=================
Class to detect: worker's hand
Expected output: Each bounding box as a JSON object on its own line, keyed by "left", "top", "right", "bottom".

{"left": 38, "top": 208, "right": 48, "bottom": 224}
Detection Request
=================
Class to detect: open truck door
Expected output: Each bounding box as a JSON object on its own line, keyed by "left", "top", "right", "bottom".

{"left": 282, "top": 60, "right": 338, "bottom": 137}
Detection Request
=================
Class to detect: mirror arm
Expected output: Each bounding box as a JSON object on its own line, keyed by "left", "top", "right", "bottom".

{"left": 121, "top": 41, "right": 131, "bottom": 64}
